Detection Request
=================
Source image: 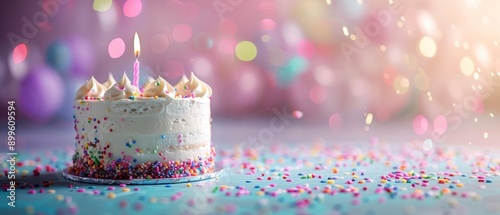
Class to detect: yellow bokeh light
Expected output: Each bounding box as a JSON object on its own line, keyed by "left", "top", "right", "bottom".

{"left": 393, "top": 75, "right": 409, "bottom": 95}
{"left": 415, "top": 71, "right": 429, "bottom": 91}
{"left": 460, "top": 57, "right": 474, "bottom": 76}
{"left": 427, "top": 91, "right": 433, "bottom": 101}
{"left": 93, "top": 0, "right": 112, "bottom": 12}
{"left": 342, "top": 26, "right": 349, "bottom": 36}
{"left": 365, "top": 113, "right": 373, "bottom": 125}
{"left": 400, "top": 77, "right": 409, "bottom": 87}
{"left": 235, "top": 41, "right": 257, "bottom": 61}
{"left": 419, "top": 36, "right": 436, "bottom": 58}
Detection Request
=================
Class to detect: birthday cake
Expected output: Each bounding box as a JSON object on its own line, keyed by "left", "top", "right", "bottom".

{"left": 71, "top": 73, "right": 214, "bottom": 179}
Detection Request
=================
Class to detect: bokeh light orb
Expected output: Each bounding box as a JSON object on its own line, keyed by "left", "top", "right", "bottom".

{"left": 422, "top": 139, "right": 433, "bottom": 151}
{"left": 260, "top": 19, "right": 276, "bottom": 31}
{"left": 413, "top": 115, "right": 428, "bottom": 135}
{"left": 474, "top": 44, "right": 490, "bottom": 66}
{"left": 460, "top": 57, "right": 474, "bottom": 76}
{"left": 13, "top": 43, "right": 28, "bottom": 64}
{"left": 282, "top": 22, "right": 303, "bottom": 46}
{"left": 8, "top": 49, "right": 28, "bottom": 81}
{"left": 393, "top": 75, "right": 409, "bottom": 95}
{"left": 108, "top": 38, "right": 125, "bottom": 58}
{"left": 173, "top": 24, "right": 193, "bottom": 43}
{"left": 192, "top": 57, "right": 213, "bottom": 78}
{"left": 18, "top": 67, "right": 64, "bottom": 122}
{"left": 313, "top": 65, "right": 335, "bottom": 86}
{"left": 233, "top": 65, "right": 266, "bottom": 110}
{"left": 433, "top": 115, "right": 448, "bottom": 135}
{"left": 150, "top": 34, "right": 169, "bottom": 54}
{"left": 277, "top": 56, "right": 308, "bottom": 85}
{"left": 292, "top": 110, "right": 304, "bottom": 119}
{"left": 123, "top": 0, "right": 142, "bottom": 18}
{"left": 297, "top": 40, "right": 315, "bottom": 59}
{"left": 382, "top": 67, "right": 397, "bottom": 86}
{"left": 235, "top": 41, "right": 257, "bottom": 61}
{"left": 309, "top": 85, "right": 327, "bottom": 104}
{"left": 418, "top": 12, "right": 437, "bottom": 36}
{"left": 238, "top": 69, "right": 259, "bottom": 96}
{"left": 93, "top": 0, "right": 112, "bottom": 12}
{"left": 414, "top": 71, "right": 429, "bottom": 91}
{"left": 46, "top": 40, "right": 72, "bottom": 73}
{"left": 193, "top": 32, "right": 214, "bottom": 51}
{"left": 328, "top": 113, "right": 343, "bottom": 132}
{"left": 418, "top": 36, "right": 436, "bottom": 58}
{"left": 219, "top": 38, "right": 237, "bottom": 54}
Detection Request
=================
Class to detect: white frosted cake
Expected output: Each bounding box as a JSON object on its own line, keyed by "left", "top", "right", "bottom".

{"left": 71, "top": 73, "right": 214, "bottom": 179}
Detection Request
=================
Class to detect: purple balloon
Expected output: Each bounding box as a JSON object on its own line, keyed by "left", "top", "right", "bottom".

{"left": 18, "top": 66, "right": 64, "bottom": 122}
{"left": 66, "top": 35, "right": 95, "bottom": 78}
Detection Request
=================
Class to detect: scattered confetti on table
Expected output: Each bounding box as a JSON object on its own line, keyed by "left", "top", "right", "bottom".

{"left": 2, "top": 138, "right": 499, "bottom": 214}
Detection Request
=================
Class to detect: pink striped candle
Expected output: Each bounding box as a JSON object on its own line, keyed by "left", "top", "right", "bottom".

{"left": 133, "top": 32, "right": 140, "bottom": 87}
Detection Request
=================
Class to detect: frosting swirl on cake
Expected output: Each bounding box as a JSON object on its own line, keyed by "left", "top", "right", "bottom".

{"left": 141, "top": 76, "right": 156, "bottom": 91}
{"left": 103, "top": 74, "right": 117, "bottom": 88}
{"left": 173, "top": 75, "right": 189, "bottom": 94}
{"left": 103, "top": 74, "right": 141, "bottom": 100}
{"left": 75, "top": 73, "right": 211, "bottom": 100}
{"left": 143, "top": 77, "right": 176, "bottom": 98}
{"left": 75, "top": 76, "right": 107, "bottom": 100}
{"left": 175, "top": 73, "right": 212, "bottom": 98}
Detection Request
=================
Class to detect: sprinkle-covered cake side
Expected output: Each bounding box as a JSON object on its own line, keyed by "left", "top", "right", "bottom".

{"left": 70, "top": 73, "right": 214, "bottom": 179}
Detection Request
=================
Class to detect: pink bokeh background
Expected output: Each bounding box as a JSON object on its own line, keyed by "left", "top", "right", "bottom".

{"left": 0, "top": 0, "right": 499, "bottom": 141}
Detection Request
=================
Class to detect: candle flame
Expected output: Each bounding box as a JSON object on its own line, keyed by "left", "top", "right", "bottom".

{"left": 134, "top": 32, "right": 140, "bottom": 57}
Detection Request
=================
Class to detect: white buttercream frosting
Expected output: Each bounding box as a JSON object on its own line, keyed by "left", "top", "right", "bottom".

{"left": 143, "top": 77, "right": 176, "bottom": 98}
{"left": 173, "top": 75, "right": 189, "bottom": 95}
{"left": 174, "top": 73, "right": 212, "bottom": 98}
{"left": 76, "top": 73, "right": 211, "bottom": 100}
{"left": 103, "top": 74, "right": 117, "bottom": 89}
{"left": 73, "top": 98, "right": 212, "bottom": 164}
{"left": 103, "top": 74, "right": 141, "bottom": 100}
{"left": 75, "top": 76, "right": 107, "bottom": 100}
{"left": 141, "top": 76, "right": 155, "bottom": 91}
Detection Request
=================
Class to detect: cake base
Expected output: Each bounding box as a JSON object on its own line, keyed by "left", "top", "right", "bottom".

{"left": 62, "top": 167, "right": 223, "bottom": 185}
{"left": 70, "top": 148, "right": 216, "bottom": 179}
